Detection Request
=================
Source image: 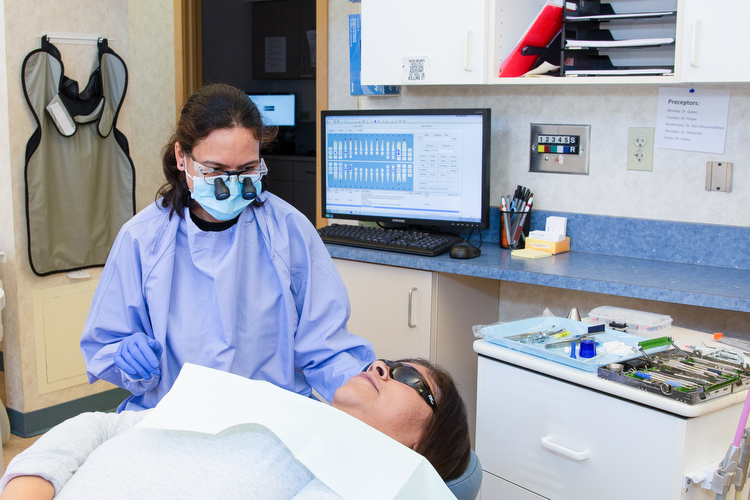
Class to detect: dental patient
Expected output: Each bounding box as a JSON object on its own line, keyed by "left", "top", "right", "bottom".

{"left": 0, "top": 359, "right": 470, "bottom": 499}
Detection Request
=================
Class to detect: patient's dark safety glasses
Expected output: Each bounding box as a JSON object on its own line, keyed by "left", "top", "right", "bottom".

{"left": 379, "top": 359, "right": 436, "bottom": 410}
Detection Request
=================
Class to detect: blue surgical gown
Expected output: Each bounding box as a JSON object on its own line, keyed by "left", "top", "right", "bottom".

{"left": 80, "top": 194, "right": 375, "bottom": 411}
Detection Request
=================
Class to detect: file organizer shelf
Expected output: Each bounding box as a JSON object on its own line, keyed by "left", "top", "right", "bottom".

{"left": 561, "top": 0, "right": 677, "bottom": 77}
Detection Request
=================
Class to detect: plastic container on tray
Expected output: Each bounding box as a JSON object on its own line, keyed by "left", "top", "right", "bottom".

{"left": 474, "top": 316, "right": 669, "bottom": 373}
{"left": 587, "top": 306, "right": 672, "bottom": 336}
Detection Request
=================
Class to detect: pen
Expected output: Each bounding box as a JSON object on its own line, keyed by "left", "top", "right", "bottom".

{"left": 503, "top": 196, "right": 515, "bottom": 248}
{"left": 511, "top": 185, "right": 521, "bottom": 212}
{"left": 513, "top": 194, "right": 533, "bottom": 245}
{"left": 510, "top": 189, "right": 521, "bottom": 243}
{"left": 500, "top": 197, "right": 511, "bottom": 247}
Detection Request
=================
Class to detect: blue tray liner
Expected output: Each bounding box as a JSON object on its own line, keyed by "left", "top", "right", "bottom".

{"left": 477, "top": 316, "right": 669, "bottom": 373}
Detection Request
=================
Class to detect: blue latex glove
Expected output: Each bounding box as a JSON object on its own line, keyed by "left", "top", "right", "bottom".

{"left": 114, "top": 332, "right": 163, "bottom": 380}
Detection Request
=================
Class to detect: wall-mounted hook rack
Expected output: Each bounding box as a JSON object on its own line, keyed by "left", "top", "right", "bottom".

{"left": 37, "top": 31, "right": 113, "bottom": 45}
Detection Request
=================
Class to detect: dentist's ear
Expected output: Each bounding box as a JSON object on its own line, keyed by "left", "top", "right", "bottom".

{"left": 175, "top": 143, "right": 187, "bottom": 171}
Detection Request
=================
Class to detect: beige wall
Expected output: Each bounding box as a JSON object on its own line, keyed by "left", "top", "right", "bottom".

{"left": 0, "top": 0, "right": 176, "bottom": 413}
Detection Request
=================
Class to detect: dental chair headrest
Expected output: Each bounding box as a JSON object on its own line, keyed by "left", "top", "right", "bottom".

{"left": 446, "top": 449, "right": 482, "bottom": 500}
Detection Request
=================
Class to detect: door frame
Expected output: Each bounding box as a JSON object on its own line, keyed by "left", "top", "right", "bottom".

{"left": 314, "top": 0, "right": 328, "bottom": 228}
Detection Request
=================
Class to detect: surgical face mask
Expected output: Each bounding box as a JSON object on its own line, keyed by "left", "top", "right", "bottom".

{"left": 185, "top": 162, "right": 265, "bottom": 221}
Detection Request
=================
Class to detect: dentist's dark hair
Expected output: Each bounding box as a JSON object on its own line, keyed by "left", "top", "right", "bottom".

{"left": 157, "top": 83, "right": 277, "bottom": 217}
{"left": 398, "top": 358, "right": 471, "bottom": 482}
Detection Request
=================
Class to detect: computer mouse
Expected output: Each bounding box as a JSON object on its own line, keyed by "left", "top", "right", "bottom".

{"left": 449, "top": 242, "right": 482, "bottom": 259}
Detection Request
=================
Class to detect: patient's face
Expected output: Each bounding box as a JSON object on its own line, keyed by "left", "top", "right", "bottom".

{"left": 331, "top": 360, "right": 433, "bottom": 450}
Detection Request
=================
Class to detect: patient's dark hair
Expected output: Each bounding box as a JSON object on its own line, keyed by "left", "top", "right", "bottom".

{"left": 399, "top": 358, "right": 471, "bottom": 482}
{"left": 157, "top": 83, "right": 277, "bottom": 217}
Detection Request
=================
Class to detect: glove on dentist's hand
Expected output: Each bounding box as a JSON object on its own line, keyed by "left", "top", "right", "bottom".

{"left": 114, "top": 332, "right": 163, "bottom": 381}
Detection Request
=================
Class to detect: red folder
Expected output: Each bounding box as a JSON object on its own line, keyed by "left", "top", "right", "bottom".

{"left": 498, "top": 1, "right": 564, "bottom": 77}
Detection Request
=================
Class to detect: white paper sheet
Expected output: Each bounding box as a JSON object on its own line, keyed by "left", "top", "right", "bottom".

{"left": 655, "top": 87, "right": 730, "bottom": 154}
{"left": 138, "top": 364, "right": 455, "bottom": 500}
{"left": 264, "top": 36, "right": 287, "bottom": 73}
{"left": 565, "top": 37, "right": 674, "bottom": 48}
{"left": 306, "top": 30, "right": 316, "bottom": 68}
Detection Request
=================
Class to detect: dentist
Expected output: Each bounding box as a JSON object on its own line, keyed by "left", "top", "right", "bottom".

{"left": 80, "top": 84, "right": 375, "bottom": 411}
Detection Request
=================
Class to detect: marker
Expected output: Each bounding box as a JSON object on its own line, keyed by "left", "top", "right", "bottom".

{"left": 512, "top": 195, "right": 533, "bottom": 245}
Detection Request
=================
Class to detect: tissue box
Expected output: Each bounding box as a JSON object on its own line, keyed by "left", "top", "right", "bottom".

{"left": 588, "top": 306, "right": 672, "bottom": 335}
{"left": 525, "top": 236, "right": 570, "bottom": 254}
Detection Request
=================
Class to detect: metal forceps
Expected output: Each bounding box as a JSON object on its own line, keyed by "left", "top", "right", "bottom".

{"left": 506, "top": 326, "right": 564, "bottom": 344}
{"left": 544, "top": 331, "right": 603, "bottom": 349}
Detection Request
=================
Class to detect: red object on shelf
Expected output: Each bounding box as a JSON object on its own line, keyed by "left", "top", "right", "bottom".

{"left": 498, "top": 1, "right": 564, "bottom": 77}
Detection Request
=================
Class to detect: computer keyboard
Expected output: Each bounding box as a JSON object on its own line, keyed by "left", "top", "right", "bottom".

{"left": 318, "top": 224, "right": 464, "bottom": 257}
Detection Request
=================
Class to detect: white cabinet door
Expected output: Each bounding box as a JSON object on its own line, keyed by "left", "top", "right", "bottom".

{"left": 678, "top": 0, "right": 750, "bottom": 82}
{"left": 360, "top": 0, "right": 488, "bottom": 85}
{"left": 476, "top": 357, "right": 687, "bottom": 500}
{"left": 334, "top": 258, "right": 433, "bottom": 360}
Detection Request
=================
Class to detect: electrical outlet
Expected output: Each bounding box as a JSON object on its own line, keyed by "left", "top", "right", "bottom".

{"left": 627, "top": 127, "right": 654, "bottom": 171}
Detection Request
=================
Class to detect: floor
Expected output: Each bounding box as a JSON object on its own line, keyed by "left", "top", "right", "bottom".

{"left": 1, "top": 369, "right": 44, "bottom": 471}
{"left": 3, "top": 434, "right": 42, "bottom": 470}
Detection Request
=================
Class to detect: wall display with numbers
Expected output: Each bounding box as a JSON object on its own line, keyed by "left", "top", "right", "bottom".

{"left": 536, "top": 134, "right": 581, "bottom": 154}
{"left": 529, "top": 123, "right": 590, "bottom": 174}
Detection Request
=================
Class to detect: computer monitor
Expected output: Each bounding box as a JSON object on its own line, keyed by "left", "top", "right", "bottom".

{"left": 247, "top": 94, "right": 296, "bottom": 127}
{"left": 321, "top": 108, "right": 491, "bottom": 231}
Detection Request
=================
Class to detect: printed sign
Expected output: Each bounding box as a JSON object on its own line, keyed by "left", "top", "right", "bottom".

{"left": 402, "top": 57, "right": 430, "bottom": 83}
{"left": 655, "top": 87, "right": 730, "bottom": 154}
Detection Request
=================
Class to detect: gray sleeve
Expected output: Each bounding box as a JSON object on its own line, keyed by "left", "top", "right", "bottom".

{"left": 0, "top": 410, "right": 147, "bottom": 495}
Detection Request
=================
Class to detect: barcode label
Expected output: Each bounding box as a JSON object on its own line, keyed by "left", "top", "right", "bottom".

{"left": 407, "top": 59, "right": 425, "bottom": 80}
{"left": 402, "top": 57, "right": 430, "bottom": 83}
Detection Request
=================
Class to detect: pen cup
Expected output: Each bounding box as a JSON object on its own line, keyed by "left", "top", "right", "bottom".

{"left": 500, "top": 210, "right": 530, "bottom": 250}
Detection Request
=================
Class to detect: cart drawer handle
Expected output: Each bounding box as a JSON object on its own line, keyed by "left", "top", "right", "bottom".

{"left": 541, "top": 436, "right": 590, "bottom": 462}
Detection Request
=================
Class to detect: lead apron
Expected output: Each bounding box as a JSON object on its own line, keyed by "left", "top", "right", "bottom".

{"left": 22, "top": 37, "right": 135, "bottom": 276}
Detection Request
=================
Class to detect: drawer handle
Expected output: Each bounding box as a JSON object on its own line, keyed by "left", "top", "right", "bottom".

{"left": 540, "top": 436, "right": 590, "bottom": 462}
{"left": 407, "top": 287, "right": 417, "bottom": 328}
{"left": 464, "top": 30, "right": 473, "bottom": 72}
{"left": 690, "top": 19, "right": 700, "bottom": 68}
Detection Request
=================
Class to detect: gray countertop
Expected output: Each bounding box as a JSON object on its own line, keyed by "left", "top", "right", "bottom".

{"left": 325, "top": 243, "right": 750, "bottom": 313}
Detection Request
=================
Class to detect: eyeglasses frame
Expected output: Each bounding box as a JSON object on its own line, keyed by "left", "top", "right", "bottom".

{"left": 188, "top": 153, "right": 268, "bottom": 186}
{"left": 379, "top": 359, "right": 436, "bottom": 410}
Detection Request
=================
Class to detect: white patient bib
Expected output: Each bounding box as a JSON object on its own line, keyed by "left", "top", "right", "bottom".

{"left": 138, "top": 363, "right": 456, "bottom": 500}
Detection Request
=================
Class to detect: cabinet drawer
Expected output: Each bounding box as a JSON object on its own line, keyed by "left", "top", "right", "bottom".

{"left": 476, "top": 357, "right": 685, "bottom": 500}
{"left": 293, "top": 159, "right": 316, "bottom": 183}
{"left": 265, "top": 158, "right": 295, "bottom": 181}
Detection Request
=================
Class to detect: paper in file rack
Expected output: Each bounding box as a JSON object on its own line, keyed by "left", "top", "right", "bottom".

{"left": 566, "top": 68, "right": 672, "bottom": 76}
{"left": 560, "top": 0, "right": 677, "bottom": 77}
{"left": 566, "top": 37, "right": 674, "bottom": 49}
{"left": 565, "top": 11, "right": 675, "bottom": 22}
